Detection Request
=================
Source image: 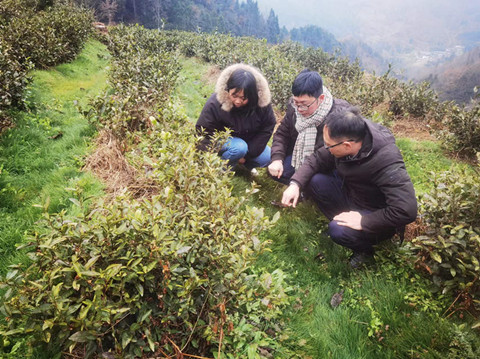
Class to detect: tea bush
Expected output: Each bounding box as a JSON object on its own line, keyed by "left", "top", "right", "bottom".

{"left": 84, "top": 25, "right": 180, "bottom": 138}
{"left": 1, "top": 1, "right": 93, "bottom": 68}
{"left": 408, "top": 168, "right": 480, "bottom": 311}
{"left": 389, "top": 80, "right": 439, "bottom": 118}
{"left": 0, "top": 41, "right": 33, "bottom": 111}
{"left": 0, "top": 100, "right": 290, "bottom": 358}
{"left": 0, "top": 24, "right": 292, "bottom": 357}
{"left": 0, "top": 1, "right": 92, "bottom": 113}
{"left": 440, "top": 102, "right": 480, "bottom": 158}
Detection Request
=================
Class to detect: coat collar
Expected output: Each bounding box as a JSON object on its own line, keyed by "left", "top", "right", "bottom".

{"left": 215, "top": 63, "right": 271, "bottom": 112}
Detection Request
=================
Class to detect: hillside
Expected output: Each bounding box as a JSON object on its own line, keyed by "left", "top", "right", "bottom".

{"left": 423, "top": 46, "right": 480, "bottom": 103}
{"left": 2, "top": 12, "right": 480, "bottom": 355}
{"left": 340, "top": 37, "right": 388, "bottom": 74}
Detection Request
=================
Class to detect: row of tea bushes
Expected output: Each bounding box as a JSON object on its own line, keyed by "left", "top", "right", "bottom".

{"left": 0, "top": 1, "right": 92, "bottom": 114}
{"left": 0, "top": 25, "right": 293, "bottom": 358}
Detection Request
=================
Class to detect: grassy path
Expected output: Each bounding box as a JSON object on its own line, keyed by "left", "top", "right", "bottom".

{"left": 177, "top": 57, "right": 478, "bottom": 358}
{"left": 0, "top": 39, "right": 109, "bottom": 275}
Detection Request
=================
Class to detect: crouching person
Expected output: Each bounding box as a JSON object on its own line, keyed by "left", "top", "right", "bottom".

{"left": 281, "top": 107, "right": 417, "bottom": 268}
{"left": 196, "top": 63, "right": 276, "bottom": 173}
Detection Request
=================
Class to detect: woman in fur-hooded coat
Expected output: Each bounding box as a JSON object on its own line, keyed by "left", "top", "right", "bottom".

{"left": 196, "top": 63, "right": 276, "bottom": 169}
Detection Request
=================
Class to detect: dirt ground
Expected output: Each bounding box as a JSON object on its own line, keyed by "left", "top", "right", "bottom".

{"left": 391, "top": 117, "right": 436, "bottom": 141}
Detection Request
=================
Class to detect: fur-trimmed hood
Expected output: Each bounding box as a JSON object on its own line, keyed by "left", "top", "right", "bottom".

{"left": 215, "top": 63, "right": 271, "bottom": 112}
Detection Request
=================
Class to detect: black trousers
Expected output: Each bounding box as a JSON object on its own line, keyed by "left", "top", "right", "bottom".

{"left": 307, "top": 172, "right": 395, "bottom": 254}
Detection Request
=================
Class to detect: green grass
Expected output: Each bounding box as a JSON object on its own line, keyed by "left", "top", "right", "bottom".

{"left": 175, "top": 57, "right": 216, "bottom": 122}
{"left": 177, "top": 57, "right": 480, "bottom": 358}
{"left": 396, "top": 137, "right": 472, "bottom": 196}
{"left": 0, "top": 39, "right": 109, "bottom": 275}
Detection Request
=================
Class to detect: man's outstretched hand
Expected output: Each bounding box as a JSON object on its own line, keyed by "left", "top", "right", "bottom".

{"left": 281, "top": 183, "right": 300, "bottom": 208}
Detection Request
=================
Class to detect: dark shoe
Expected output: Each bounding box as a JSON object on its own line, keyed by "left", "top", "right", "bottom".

{"left": 349, "top": 251, "right": 374, "bottom": 269}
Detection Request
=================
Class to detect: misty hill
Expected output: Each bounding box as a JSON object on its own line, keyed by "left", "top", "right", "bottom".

{"left": 255, "top": 0, "right": 480, "bottom": 81}
{"left": 340, "top": 38, "right": 388, "bottom": 75}
{"left": 423, "top": 46, "right": 480, "bottom": 104}
{"left": 287, "top": 25, "right": 340, "bottom": 53}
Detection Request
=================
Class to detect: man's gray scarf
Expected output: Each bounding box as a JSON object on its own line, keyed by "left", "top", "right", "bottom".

{"left": 292, "top": 86, "right": 333, "bottom": 169}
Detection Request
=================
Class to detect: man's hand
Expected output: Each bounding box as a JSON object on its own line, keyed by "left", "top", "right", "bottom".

{"left": 281, "top": 183, "right": 300, "bottom": 207}
{"left": 333, "top": 211, "right": 363, "bottom": 230}
{"left": 238, "top": 157, "right": 246, "bottom": 164}
{"left": 268, "top": 160, "right": 284, "bottom": 178}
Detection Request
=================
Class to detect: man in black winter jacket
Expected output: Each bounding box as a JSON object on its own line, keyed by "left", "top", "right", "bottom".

{"left": 281, "top": 107, "right": 417, "bottom": 268}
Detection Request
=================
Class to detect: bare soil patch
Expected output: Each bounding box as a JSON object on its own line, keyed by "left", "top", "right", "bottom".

{"left": 391, "top": 117, "right": 436, "bottom": 141}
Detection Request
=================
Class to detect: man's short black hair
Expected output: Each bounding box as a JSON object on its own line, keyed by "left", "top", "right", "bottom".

{"left": 291, "top": 69, "right": 323, "bottom": 98}
{"left": 325, "top": 106, "right": 366, "bottom": 141}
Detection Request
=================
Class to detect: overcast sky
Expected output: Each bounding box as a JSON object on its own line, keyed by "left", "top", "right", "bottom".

{"left": 254, "top": 0, "right": 480, "bottom": 53}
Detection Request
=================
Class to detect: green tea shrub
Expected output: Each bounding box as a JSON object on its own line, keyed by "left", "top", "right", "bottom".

{"left": 440, "top": 102, "right": 480, "bottom": 158}
{"left": 0, "top": 1, "right": 92, "bottom": 113}
{"left": 29, "top": 26, "right": 290, "bottom": 356}
{"left": 85, "top": 25, "right": 181, "bottom": 138}
{"left": 408, "top": 168, "right": 480, "bottom": 311}
{"left": 0, "top": 41, "right": 33, "bottom": 111}
{"left": 1, "top": 3, "right": 93, "bottom": 69}
{"left": 0, "top": 99, "right": 290, "bottom": 358}
{"left": 389, "top": 81, "right": 438, "bottom": 118}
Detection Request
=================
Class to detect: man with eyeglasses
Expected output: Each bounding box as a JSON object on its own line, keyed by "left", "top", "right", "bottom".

{"left": 268, "top": 69, "right": 350, "bottom": 184}
{"left": 281, "top": 107, "right": 417, "bottom": 269}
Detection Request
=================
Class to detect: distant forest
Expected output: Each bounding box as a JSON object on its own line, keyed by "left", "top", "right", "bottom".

{"left": 73, "top": 0, "right": 340, "bottom": 53}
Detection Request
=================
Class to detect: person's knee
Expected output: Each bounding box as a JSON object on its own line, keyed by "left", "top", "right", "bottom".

{"left": 222, "top": 138, "right": 248, "bottom": 160}
{"left": 255, "top": 146, "right": 271, "bottom": 167}
{"left": 308, "top": 173, "right": 332, "bottom": 195}
{"left": 328, "top": 221, "right": 346, "bottom": 242}
{"left": 235, "top": 140, "right": 249, "bottom": 156}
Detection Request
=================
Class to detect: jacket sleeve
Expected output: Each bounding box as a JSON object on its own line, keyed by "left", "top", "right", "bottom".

{"left": 245, "top": 104, "right": 276, "bottom": 159}
{"left": 196, "top": 95, "right": 221, "bottom": 151}
{"left": 290, "top": 147, "right": 335, "bottom": 188}
{"left": 361, "top": 160, "right": 418, "bottom": 233}
{"left": 271, "top": 103, "right": 296, "bottom": 162}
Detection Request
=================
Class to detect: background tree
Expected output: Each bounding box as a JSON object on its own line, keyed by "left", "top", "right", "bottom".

{"left": 266, "top": 8, "right": 280, "bottom": 44}
{"left": 289, "top": 25, "right": 340, "bottom": 53}
{"left": 99, "top": 0, "right": 118, "bottom": 25}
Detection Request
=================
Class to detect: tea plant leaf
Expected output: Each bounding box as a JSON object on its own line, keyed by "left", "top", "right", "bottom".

{"left": 430, "top": 252, "right": 442, "bottom": 263}
{"left": 69, "top": 331, "right": 96, "bottom": 343}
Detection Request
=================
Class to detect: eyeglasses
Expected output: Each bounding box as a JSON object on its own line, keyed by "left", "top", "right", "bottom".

{"left": 292, "top": 98, "right": 318, "bottom": 111}
{"left": 324, "top": 139, "right": 355, "bottom": 150}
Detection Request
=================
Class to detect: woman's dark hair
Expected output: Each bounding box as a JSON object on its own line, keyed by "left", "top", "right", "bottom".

{"left": 226, "top": 69, "right": 259, "bottom": 110}
{"left": 292, "top": 69, "right": 323, "bottom": 98}
{"left": 325, "top": 106, "right": 366, "bottom": 141}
